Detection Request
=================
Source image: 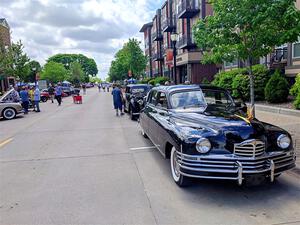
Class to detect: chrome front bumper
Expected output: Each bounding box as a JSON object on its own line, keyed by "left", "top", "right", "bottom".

{"left": 176, "top": 151, "right": 296, "bottom": 185}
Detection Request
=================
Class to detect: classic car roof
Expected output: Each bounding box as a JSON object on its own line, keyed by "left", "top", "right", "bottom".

{"left": 152, "top": 84, "right": 228, "bottom": 92}
{"left": 127, "top": 84, "right": 151, "bottom": 88}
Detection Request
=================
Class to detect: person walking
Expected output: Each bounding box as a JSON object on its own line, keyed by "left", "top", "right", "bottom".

{"left": 112, "top": 84, "right": 124, "bottom": 116}
{"left": 28, "top": 86, "right": 35, "bottom": 111}
{"left": 19, "top": 86, "right": 29, "bottom": 114}
{"left": 55, "top": 83, "right": 63, "bottom": 106}
{"left": 106, "top": 83, "right": 110, "bottom": 92}
{"left": 102, "top": 83, "right": 106, "bottom": 92}
{"left": 48, "top": 84, "right": 55, "bottom": 103}
{"left": 82, "top": 83, "right": 87, "bottom": 95}
{"left": 98, "top": 83, "right": 101, "bottom": 92}
{"left": 33, "top": 86, "right": 41, "bottom": 112}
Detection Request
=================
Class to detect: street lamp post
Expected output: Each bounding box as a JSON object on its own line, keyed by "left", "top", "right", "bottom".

{"left": 32, "top": 67, "right": 37, "bottom": 85}
{"left": 170, "top": 33, "right": 178, "bottom": 84}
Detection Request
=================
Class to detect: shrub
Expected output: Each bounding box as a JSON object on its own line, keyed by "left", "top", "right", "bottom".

{"left": 294, "top": 94, "right": 300, "bottom": 109}
{"left": 154, "top": 76, "right": 170, "bottom": 85}
{"left": 232, "top": 64, "right": 270, "bottom": 100}
{"left": 265, "top": 70, "right": 289, "bottom": 103}
{"left": 201, "top": 77, "right": 211, "bottom": 84}
{"left": 139, "top": 77, "right": 152, "bottom": 84}
{"left": 148, "top": 79, "right": 155, "bottom": 86}
{"left": 212, "top": 69, "right": 242, "bottom": 90}
{"left": 232, "top": 74, "right": 250, "bottom": 99}
{"left": 290, "top": 74, "right": 300, "bottom": 109}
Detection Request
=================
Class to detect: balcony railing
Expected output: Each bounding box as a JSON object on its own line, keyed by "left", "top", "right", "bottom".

{"left": 271, "top": 48, "right": 288, "bottom": 63}
{"left": 177, "top": 34, "right": 196, "bottom": 49}
{"left": 151, "top": 30, "right": 163, "bottom": 41}
{"left": 162, "top": 16, "right": 176, "bottom": 32}
{"left": 152, "top": 52, "right": 164, "bottom": 61}
{"left": 178, "top": 0, "right": 200, "bottom": 19}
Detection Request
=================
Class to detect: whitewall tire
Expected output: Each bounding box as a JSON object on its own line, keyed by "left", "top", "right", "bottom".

{"left": 170, "top": 147, "right": 191, "bottom": 187}
{"left": 3, "top": 108, "right": 16, "bottom": 120}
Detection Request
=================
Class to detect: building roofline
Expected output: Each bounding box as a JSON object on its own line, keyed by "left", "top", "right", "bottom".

{"left": 139, "top": 22, "right": 153, "bottom": 32}
{"left": 162, "top": 1, "right": 168, "bottom": 9}
{"left": 0, "top": 18, "right": 10, "bottom": 29}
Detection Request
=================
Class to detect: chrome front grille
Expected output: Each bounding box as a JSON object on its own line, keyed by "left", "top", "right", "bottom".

{"left": 234, "top": 140, "right": 265, "bottom": 157}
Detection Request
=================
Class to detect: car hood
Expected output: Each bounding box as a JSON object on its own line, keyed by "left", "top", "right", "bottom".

{"left": 0, "top": 89, "right": 13, "bottom": 102}
{"left": 171, "top": 111, "right": 266, "bottom": 141}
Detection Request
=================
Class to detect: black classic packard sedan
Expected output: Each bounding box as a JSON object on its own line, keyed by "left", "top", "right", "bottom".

{"left": 124, "top": 84, "right": 152, "bottom": 120}
{"left": 139, "top": 85, "right": 296, "bottom": 187}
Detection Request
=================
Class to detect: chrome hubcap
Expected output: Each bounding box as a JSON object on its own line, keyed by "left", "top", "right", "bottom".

{"left": 172, "top": 151, "right": 180, "bottom": 178}
{"left": 4, "top": 109, "right": 14, "bottom": 119}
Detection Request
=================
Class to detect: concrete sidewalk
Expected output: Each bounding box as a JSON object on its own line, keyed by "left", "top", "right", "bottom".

{"left": 255, "top": 104, "right": 300, "bottom": 117}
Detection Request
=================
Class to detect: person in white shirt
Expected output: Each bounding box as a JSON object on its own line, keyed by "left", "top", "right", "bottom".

{"left": 34, "top": 86, "right": 41, "bottom": 112}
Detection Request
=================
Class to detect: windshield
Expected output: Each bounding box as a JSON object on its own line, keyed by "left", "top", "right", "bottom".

{"left": 170, "top": 90, "right": 206, "bottom": 109}
{"left": 131, "top": 87, "right": 149, "bottom": 94}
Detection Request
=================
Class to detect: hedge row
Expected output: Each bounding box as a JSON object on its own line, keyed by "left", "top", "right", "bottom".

{"left": 290, "top": 74, "right": 300, "bottom": 109}
{"left": 212, "top": 65, "right": 272, "bottom": 101}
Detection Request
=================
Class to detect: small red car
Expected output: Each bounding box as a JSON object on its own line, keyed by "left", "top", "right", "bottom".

{"left": 40, "top": 89, "right": 68, "bottom": 102}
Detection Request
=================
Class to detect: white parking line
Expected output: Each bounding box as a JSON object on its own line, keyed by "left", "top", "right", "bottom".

{"left": 0, "top": 138, "right": 13, "bottom": 149}
{"left": 130, "top": 146, "right": 156, "bottom": 151}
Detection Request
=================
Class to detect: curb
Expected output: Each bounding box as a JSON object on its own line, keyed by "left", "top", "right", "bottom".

{"left": 254, "top": 104, "right": 300, "bottom": 117}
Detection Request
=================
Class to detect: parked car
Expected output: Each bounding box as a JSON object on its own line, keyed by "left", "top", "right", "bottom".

{"left": 40, "top": 89, "right": 68, "bottom": 102}
{"left": 41, "top": 89, "right": 50, "bottom": 102}
{"left": 0, "top": 89, "right": 23, "bottom": 120}
{"left": 124, "top": 84, "right": 152, "bottom": 120}
{"left": 61, "top": 81, "right": 74, "bottom": 96}
{"left": 139, "top": 85, "right": 296, "bottom": 187}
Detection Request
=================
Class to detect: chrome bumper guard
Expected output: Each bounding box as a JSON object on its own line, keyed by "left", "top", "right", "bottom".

{"left": 176, "top": 151, "right": 296, "bottom": 185}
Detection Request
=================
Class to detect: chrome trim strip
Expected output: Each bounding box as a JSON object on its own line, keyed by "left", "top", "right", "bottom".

{"left": 178, "top": 164, "right": 238, "bottom": 173}
{"left": 269, "top": 160, "right": 275, "bottom": 182}
{"left": 179, "top": 171, "right": 240, "bottom": 181}
{"left": 236, "top": 161, "right": 243, "bottom": 185}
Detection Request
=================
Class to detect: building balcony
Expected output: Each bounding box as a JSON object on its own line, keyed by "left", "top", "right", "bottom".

{"left": 151, "top": 30, "right": 163, "bottom": 41}
{"left": 270, "top": 47, "right": 288, "bottom": 70}
{"left": 162, "top": 17, "right": 176, "bottom": 32}
{"left": 178, "top": 0, "right": 200, "bottom": 18}
{"left": 152, "top": 52, "right": 164, "bottom": 61}
{"left": 177, "top": 34, "right": 197, "bottom": 49}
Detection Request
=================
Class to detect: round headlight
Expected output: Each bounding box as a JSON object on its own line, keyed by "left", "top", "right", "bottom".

{"left": 196, "top": 138, "right": 211, "bottom": 154}
{"left": 277, "top": 134, "right": 291, "bottom": 149}
{"left": 138, "top": 99, "right": 144, "bottom": 105}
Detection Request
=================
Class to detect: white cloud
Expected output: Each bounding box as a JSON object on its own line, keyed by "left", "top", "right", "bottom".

{"left": 0, "top": 0, "right": 163, "bottom": 79}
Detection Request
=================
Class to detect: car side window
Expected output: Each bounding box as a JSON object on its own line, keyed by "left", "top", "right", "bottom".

{"left": 202, "top": 89, "right": 232, "bottom": 105}
{"left": 149, "top": 90, "right": 158, "bottom": 105}
{"left": 157, "top": 92, "right": 168, "bottom": 109}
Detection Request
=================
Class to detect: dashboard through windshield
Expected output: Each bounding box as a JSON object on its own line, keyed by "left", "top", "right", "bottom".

{"left": 170, "top": 90, "right": 206, "bottom": 109}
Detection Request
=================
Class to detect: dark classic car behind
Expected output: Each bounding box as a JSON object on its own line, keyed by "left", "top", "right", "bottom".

{"left": 124, "top": 84, "right": 152, "bottom": 120}
{"left": 139, "top": 85, "right": 296, "bottom": 186}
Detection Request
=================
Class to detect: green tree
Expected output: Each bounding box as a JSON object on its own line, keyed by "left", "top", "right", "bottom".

{"left": 47, "top": 53, "right": 98, "bottom": 80}
{"left": 41, "top": 61, "right": 68, "bottom": 83}
{"left": 23, "top": 60, "right": 42, "bottom": 82}
{"left": 68, "top": 61, "right": 85, "bottom": 85}
{"left": 193, "top": 0, "right": 300, "bottom": 114}
{"left": 108, "top": 38, "right": 147, "bottom": 81}
{"left": 0, "top": 41, "right": 30, "bottom": 81}
{"left": 89, "top": 76, "right": 102, "bottom": 83}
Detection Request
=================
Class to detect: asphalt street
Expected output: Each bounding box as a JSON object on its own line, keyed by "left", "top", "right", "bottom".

{"left": 0, "top": 88, "right": 299, "bottom": 225}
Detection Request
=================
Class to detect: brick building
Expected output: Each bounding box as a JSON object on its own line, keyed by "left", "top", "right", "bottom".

{"left": 140, "top": 0, "right": 219, "bottom": 84}
{"left": 0, "top": 18, "right": 13, "bottom": 94}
